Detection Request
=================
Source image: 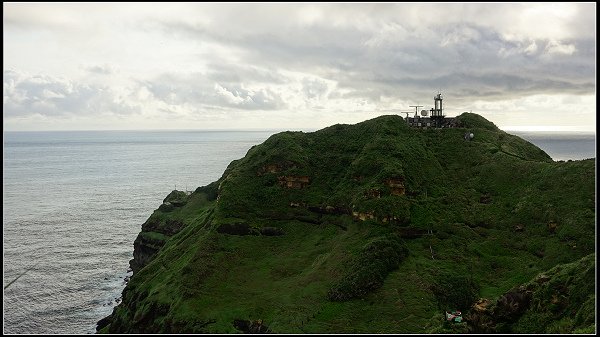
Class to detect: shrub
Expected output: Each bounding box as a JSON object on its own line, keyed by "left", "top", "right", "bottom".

{"left": 431, "top": 272, "right": 480, "bottom": 310}
{"left": 327, "top": 235, "right": 407, "bottom": 301}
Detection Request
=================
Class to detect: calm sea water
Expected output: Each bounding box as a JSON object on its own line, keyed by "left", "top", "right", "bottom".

{"left": 3, "top": 130, "right": 274, "bottom": 334}
{"left": 2, "top": 129, "right": 596, "bottom": 334}
{"left": 511, "top": 131, "right": 596, "bottom": 161}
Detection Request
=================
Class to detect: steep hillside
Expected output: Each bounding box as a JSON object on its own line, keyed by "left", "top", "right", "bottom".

{"left": 98, "top": 114, "right": 595, "bottom": 334}
{"left": 467, "top": 253, "right": 595, "bottom": 334}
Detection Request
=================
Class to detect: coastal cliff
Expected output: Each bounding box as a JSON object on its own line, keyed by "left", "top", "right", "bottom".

{"left": 98, "top": 113, "right": 595, "bottom": 333}
{"left": 129, "top": 190, "right": 194, "bottom": 274}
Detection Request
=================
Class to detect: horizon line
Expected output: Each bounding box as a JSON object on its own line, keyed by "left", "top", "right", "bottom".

{"left": 3, "top": 127, "right": 596, "bottom": 133}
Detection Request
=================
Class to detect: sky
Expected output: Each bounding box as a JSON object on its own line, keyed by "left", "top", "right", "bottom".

{"left": 3, "top": 2, "right": 596, "bottom": 132}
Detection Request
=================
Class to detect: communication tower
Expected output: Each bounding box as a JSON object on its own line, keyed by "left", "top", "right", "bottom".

{"left": 430, "top": 93, "right": 444, "bottom": 127}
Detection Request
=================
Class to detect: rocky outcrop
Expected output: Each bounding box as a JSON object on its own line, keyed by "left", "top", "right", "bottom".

{"left": 142, "top": 218, "right": 186, "bottom": 236}
{"left": 494, "top": 286, "right": 533, "bottom": 321}
{"left": 352, "top": 211, "right": 375, "bottom": 221}
{"left": 96, "top": 315, "right": 112, "bottom": 331}
{"left": 364, "top": 188, "right": 381, "bottom": 199}
{"left": 351, "top": 211, "right": 409, "bottom": 225}
{"left": 129, "top": 198, "right": 190, "bottom": 274}
{"left": 130, "top": 233, "right": 165, "bottom": 274}
{"left": 278, "top": 175, "right": 310, "bottom": 189}
{"left": 465, "top": 286, "right": 533, "bottom": 333}
{"left": 466, "top": 254, "right": 595, "bottom": 333}
{"left": 385, "top": 177, "right": 405, "bottom": 196}
{"left": 163, "top": 190, "right": 189, "bottom": 207}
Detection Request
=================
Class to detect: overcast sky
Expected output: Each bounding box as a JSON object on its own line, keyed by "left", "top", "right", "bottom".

{"left": 3, "top": 3, "right": 596, "bottom": 131}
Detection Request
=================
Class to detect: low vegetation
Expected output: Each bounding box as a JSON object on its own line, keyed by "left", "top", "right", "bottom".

{"left": 99, "top": 113, "right": 595, "bottom": 333}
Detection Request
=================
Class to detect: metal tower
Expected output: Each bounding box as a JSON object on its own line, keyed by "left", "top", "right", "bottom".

{"left": 430, "top": 93, "right": 444, "bottom": 127}
{"left": 409, "top": 105, "right": 423, "bottom": 118}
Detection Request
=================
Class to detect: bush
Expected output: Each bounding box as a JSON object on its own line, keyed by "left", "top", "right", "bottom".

{"left": 327, "top": 235, "right": 407, "bottom": 301}
{"left": 431, "top": 272, "right": 480, "bottom": 310}
{"left": 163, "top": 190, "right": 188, "bottom": 206}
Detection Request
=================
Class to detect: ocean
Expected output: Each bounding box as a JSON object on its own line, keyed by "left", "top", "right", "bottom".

{"left": 2, "top": 129, "right": 596, "bottom": 334}
{"left": 510, "top": 131, "right": 596, "bottom": 161}
{"left": 3, "top": 130, "right": 275, "bottom": 334}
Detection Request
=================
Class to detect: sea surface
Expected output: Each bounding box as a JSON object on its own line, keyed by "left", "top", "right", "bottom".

{"left": 2, "top": 129, "right": 596, "bottom": 334}
{"left": 510, "top": 131, "right": 596, "bottom": 161}
{"left": 3, "top": 130, "right": 274, "bottom": 334}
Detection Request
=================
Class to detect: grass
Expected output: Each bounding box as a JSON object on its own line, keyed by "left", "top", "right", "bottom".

{"left": 103, "top": 113, "right": 595, "bottom": 333}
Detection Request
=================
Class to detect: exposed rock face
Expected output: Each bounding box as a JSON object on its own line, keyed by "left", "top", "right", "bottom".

{"left": 130, "top": 234, "right": 164, "bottom": 274}
{"left": 352, "top": 211, "right": 375, "bottom": 221}
{"left": 466, "top": 254, "right": 595, "bottom": 333}
{"left": 465, "top": 286, "right": 533, "bottom": 333}
{"left": 351, "top": 211, "right": 408, "bottom": 225}
{"left": 385, "top": 177, "right": 405, "bottom": 196}
{"left": 142, "top": 218, "right": 186, "bottom": 236}
{"left": 130, "top": 215, "right": 188, "bottom": 274}
{"left": 472, "top": 298, "right": 492, "bottom": 313}
{"left": 96, "top": 315, "right": 112, "bottom": 331}
{"left": 494, "top": 286, "right": 532, "bottom": 321}
{"left": 364, "top": 188, "right": 381, "bottom": 199}
{"left": 278, "top": 175, "right": 310, "bottom": 189}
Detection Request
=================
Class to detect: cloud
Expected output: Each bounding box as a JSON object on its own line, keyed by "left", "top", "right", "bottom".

{"left": 153, "top": 8, "right": 593, "bottom": 108}
{"left": 301, "top": 77, "right": 332, "bottom": 100}
{"left": 3, "top": 3, "right": 596, "bottom": 130}
{"left": 3, "top": 70, "right": 139, "bottom": 118}
{"left": 84, "top": 64, "right": 113, "bottom": 75}
{"left": 213, "top": 83, "right": 286, "bottom": 110}
{"left": 140, "top": 71, "right": 287, "bottom": 111}
{"left": 544, "top": 40, "right": 577, "bottom": 55}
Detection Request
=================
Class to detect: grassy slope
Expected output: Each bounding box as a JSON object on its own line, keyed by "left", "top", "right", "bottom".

{"left": 104, "top": 113, "right": 595, "bottom": 333}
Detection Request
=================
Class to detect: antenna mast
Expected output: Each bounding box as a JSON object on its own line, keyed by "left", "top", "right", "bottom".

{"left": 409, "top": 105, "right": 423, "bottom": 118}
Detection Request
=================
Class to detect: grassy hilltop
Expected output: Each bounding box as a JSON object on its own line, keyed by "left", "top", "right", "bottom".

{"left": 99, "top": 113, "right": 595, "bottom": 334}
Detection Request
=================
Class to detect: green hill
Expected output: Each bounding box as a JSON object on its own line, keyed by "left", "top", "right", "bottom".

{"left": 98, "top": 113, "right": 595, "bottom": 334}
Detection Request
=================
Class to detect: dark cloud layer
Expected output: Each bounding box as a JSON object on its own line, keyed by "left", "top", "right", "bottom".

{"left": 165, "top": 19, "right": 594, "bottom": 104}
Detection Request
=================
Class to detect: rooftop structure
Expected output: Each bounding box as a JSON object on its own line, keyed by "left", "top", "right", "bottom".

{"left": 404, "top": 93, "right": 457, "bottom": 128}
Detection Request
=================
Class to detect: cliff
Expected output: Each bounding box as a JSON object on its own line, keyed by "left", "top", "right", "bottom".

{"left": 98, "top": 113, "right": 595, "bottom": 333}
